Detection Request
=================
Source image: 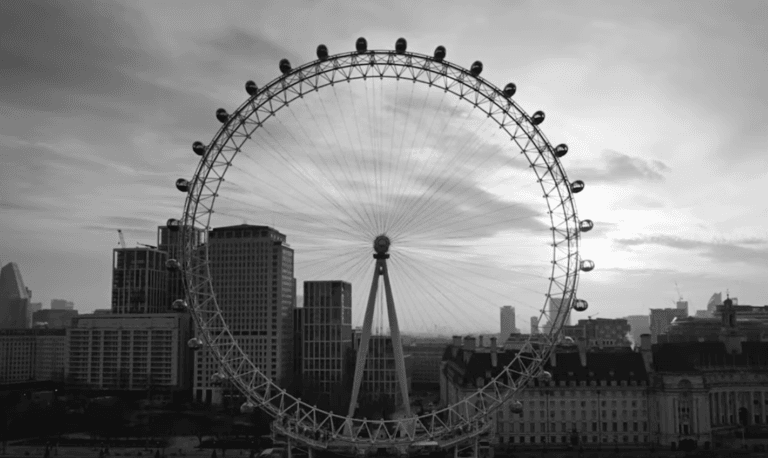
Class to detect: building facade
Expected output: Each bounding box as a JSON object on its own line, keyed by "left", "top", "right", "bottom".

{"left": 66, "top": 313, "right": 193, "bottom": 393}
{"left": 352, "top": 331, "right": 412, "bottom": 411}
{"left": 51, "top": 299, "right": 74, "bottom": 310}
{"left": 646, "top": 337, "right": 768, "bottom": 450}
{"left": 562, "top": 318, "right": 632, "bottom": 349}
{"left": 193, "top": 225, "right": 295, "bottom": 405}
{"left": 500, "top": 306, "right": 516, "bottom": 343}
{"left": 301, "top": 281, "right": 352, "bottom": 409}
{"left": 404, "top": 342, "right": 447, "bottom": 391}
{"left": 0, "top": 262, "right": 32, "bottom": 329}
{"left": 650, "top": 308, "right": 688, "bottom": 344}
{"left": 32, "top": 309, "right": 79, "bottom": 328}
{"left": 0, "top": 329, "right": 66, "bottom": 384}
{"left": 441, "top": 336, "right": 651, "bottom": 448}
{"left": 111, "top": 247, "right": 168, "bottom": 314}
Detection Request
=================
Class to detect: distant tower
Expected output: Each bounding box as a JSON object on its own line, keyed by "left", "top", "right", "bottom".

{"left": 530, "top": 316, "right": 539, "bottom": 335}
{"left": 0, "top": 263, "right": 32, "bottom": 329}
{"left": 157, "top": 224, "right": 205, "bottom": 309}
{"left": 500, "top": 306, "right": 516, "bottom": 341}
{"left": 707, "top": 292, "right": 723, "bottom": 314}
{"left": 721, "top": 295, "right": 736, "bottom": 330}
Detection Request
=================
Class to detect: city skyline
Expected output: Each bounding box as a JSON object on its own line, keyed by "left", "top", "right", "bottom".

{"left": 2, "top": 1, "right": 768, "bottom": 328}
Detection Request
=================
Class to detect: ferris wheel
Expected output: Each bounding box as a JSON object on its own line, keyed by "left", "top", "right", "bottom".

{"left": 167, "top": 38, "right": 594, "bottom": 455}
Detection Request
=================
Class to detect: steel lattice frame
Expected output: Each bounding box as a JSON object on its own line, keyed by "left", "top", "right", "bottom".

{"left": 179, "top": 47, "right": 584, "bottom": 451}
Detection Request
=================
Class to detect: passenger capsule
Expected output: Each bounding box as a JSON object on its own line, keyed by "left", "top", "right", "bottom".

{"left": 176, "top": 178, "right": 190, "bottom": 193}
{"left": 563, "top": 336, "right": 575, "bottom": 345}
{"left": 531, "top": 111, "right": 545, "bottom": 126}
{"left": 166, "top": 259, "right": 180, "bottom": 272}
{"left": 240, "top": 402, "right": 256, "bottom": 414}
{"left": 470, "top": 61, "right": 483, "bottom": 77}
{"left": 570, "top": 180, "right": 585, "bottom": 194}
{"left": 245, "top": 80, "right": 258, "bottom": 96}
{"left": 187, "top": 337, "right": 203, "bottom": 349}
{"left": 192, "top": 141, "right": 206, "bottom": 156}
{"left": 279, "top": 59, "right": 291, "bottom": 75}
{"left": 171, "top": 298, "right": 187, "bottom": 311}
{"left": 538, "top": 371, "right": 552, "bottom": 383}
{"left": 503, "top": 83, "right": 517, "bottom": 98}
{"left": 395, "top": 38, "right": 407, "bottom": 54}
{"left": 317, "top": 44, "right": 329, "bottom": 60}
{"left": 510, "top": 400, "right": 523, "bottom": 414}
{"left": 356, "top": 37, "right": 368, "bottom": 53}
{"left": 572, "top": 299, "right": 589, "bottom": 312}
{"left": 554, "top": 144, "right": 568, "bottom": 158}
{"left": 210, "top": 373, "right": 224, "bottom": 384}
{"left": 580, "top": 260, "right": 595, "bottom": 272}
{"left": 434, "top": 46, "right": 446, "bottom": 62}
{"left": 166, "top": 218, "right": 180, "bottom": 232}
{"left": 579, "top": 219, "right": 594, "bottom": 233}
{"left": 215, "top": 108, "right": 229, "bottom": 123}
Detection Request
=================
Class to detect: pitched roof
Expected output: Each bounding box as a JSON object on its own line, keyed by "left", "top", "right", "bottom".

{"left": 443, "top": 345, "right": 648, "bottom": 389}
{"left": 652, "top": 341, "right": 768, "bottom": 372}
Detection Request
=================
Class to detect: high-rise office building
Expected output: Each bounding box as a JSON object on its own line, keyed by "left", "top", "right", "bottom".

{"left": 500, "top": 306, "right": 516, "bottom": 342}
{"left": 675, "top": 299, "right": 689, "bottom": 317}
{"left": 706, "top": 292, "right": 723, "bottom": 315}
{"left": 302, "top": 281, "right": 352, "bottom": 410}
{"left": 157, "top": 225, "right": 205, "bottom": 309}
{"left": 541, "top": 297, "right": 571, "bottom": 334}
{"left": 111, "top": 247, "right": 168, "bottom": 314}
{"left": 0, "top": 262, "right": 32, "bottom": 329}
{"left": 51, "top": 299, "right": 74, "bottom": 310}
{"left": 530, "top": 316, "right": 539, "bottom": 334}
{"left": 193, "top": 225, "right": 295, "bottom": 405}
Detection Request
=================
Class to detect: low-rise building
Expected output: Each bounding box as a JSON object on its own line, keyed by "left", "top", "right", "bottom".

{"left": 0, "top": 328, "right": 66, "bottom": 384}
{"left": 66, "top": 313, "right": 193, "bottom": 397}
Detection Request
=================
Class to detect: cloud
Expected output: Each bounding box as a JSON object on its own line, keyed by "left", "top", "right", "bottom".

{"left": 569, "top": 150, "right": 669, "bottom": 184}
{"left": 614, "top": 235, "right": 768, "bottom": 266}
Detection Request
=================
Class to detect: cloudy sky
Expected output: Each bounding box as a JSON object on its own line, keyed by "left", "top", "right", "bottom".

{"left": 1, "top": 1, "right": 767, "bottom": 332}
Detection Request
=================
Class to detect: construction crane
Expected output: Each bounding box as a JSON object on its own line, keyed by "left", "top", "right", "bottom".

{"left": 117, "top": 229, "right": 126, "bottom": 249}
{"left": 675, "top": 281, "right": 684, "bottom": 301}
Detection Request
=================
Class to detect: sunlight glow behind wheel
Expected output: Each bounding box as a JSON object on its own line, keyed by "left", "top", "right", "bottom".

{"left": 176, "top": 38, "right": 593, "bottom": 452}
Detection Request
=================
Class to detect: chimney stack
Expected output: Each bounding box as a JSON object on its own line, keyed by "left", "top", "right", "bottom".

{"left": 478, "top": 335, "right": 485, "bottom": 348}
{"left": 490, "top": 337, "right": 498, "bottom": 368}
{"left": 463, "top": 335, "right": 476, "bottom": 351}
{"left": 453, "top": 335, "right": 462, "bottom": 347}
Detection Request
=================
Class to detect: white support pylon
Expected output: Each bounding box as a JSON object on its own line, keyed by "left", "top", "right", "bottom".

{"left": 347, "top": 235, "right": 411, "bottom": 422}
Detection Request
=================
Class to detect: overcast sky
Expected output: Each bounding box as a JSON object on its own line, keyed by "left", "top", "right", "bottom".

{"left": 1, "top": 1, "right": 767, "bottom": 331}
